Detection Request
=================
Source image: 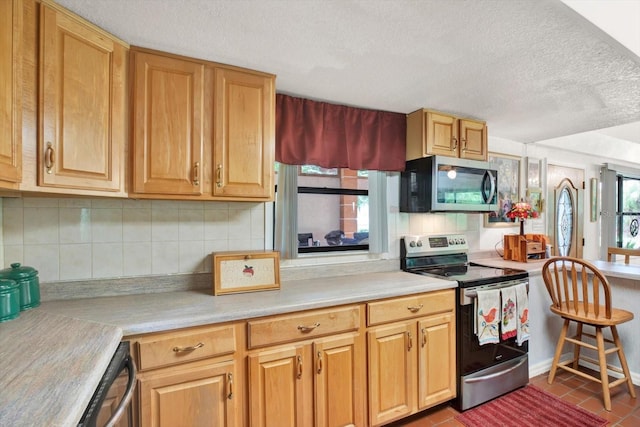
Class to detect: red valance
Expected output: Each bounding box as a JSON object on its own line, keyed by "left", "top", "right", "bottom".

{"left": 276, "top": 94, "right": 406, "bottom": 171}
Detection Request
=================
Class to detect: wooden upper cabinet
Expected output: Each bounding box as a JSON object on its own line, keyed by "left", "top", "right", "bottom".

{"left": 406, "top": 109, "right": 487, "bottom": 161}
{"left": 459, "top": 118, "right": 487, "bottom": 161}
{"left": 0, "top": 0, "right": 23, "bottom": 187}
{"left": 131, "top": 50, "right": 206, "bottom": 196}
{"left": 213, "top": 67, "right": 274, "bottom": 199}
{"left": 425, "top": 112, "right": 458, "bottom": 157}
{"left": 130, "top": 48, "right": 275, "bottom": 201}
{"left": 39, "top": 2, "right": 127, "bottom": 193}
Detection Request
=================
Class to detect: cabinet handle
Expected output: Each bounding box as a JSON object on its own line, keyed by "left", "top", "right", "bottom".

{"left": 421, "top": 327, "right": 428, "bottom": 347}
{"left": 216, "top": 164, "right": 223, "bottom": 187}
{"left": 172, "top": 342, "right": 204, "bottom": 353}
{"left": 193, "top": 162, "right": 200, "bottom": 186}
{"left": 45, "top": 142, "right": 55, "bottom": 174}
{"left": 407, "top": 331, "right": 413, "bottom": 351}
{"left": 227, "top": 372, "right": 233, "bottom": 399}
{"left": 452, "top": 137, "right": 458, "bottom": 150}
{"left": 317, "top": 351, "right": 323, "bottom": 374}
{"left": 461, "top": 137, "right": 467, "bottom": 152}
{"left": 407, "top": 304, "right": 423, "bottom": 313}
{"left": 297, "top": 322, "right": 320, "bottom": 333}
{"left": 297, "top": 355, "right": 303, "bottom": 379}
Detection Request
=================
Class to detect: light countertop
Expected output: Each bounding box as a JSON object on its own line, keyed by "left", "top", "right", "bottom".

{"left": 0, "top": 310, "right": 122, "bottom": 427}
{"left": 0, "top": 270, "right": 454, "bottom": 426}
{"left": 472, "top": 257, "right": 640, "bottom": 282}
{"left": 39, "top": 271, "right": 457, "bottom": 335}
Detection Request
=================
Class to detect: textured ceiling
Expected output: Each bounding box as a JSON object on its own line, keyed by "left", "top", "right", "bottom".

{"left": 55, "top": 0, "right": 640, "bottom": 150}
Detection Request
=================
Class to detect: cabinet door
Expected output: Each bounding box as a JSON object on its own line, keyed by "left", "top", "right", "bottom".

{"left": 459, "top": 119, "right": 487, "bottom": 161}
{"left": 39, "top": 4, "right": 125, "bottom": 192}
{"left": 138, "top": 360, "right": 237, "bottom": 427}
{"left": 0, "top": 0, "right": 22, "bottom": 185}
{"left": 132, "top": 51, "right": 205, "bottom": 195}
{"left": 368, "top": 322, "right": 415, "bottom": 426}
{"left": 418, "top": 313, "right": 456, "bottom": 409}
{"left": 213, "top": 67, "right": 274, "bottom": 199}
{"left": 248, "top": 345, "right": 307, "bottom": 427}
{"left": 313, "top": 334, "right": 365, "bottom": 427}
{"left": 425, "top": 112, "right": 458, "bottom": 157}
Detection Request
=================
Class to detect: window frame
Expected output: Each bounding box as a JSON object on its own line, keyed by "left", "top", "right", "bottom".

{"left": 296, "top": 186, "right": 370, "bottom": 254}
{"left": 615, "top": 175, "right": 640, "bottom": 248}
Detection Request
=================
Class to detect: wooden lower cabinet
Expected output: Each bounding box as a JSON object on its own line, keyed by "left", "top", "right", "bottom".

{"left": 418, "top": 313, "right": 456, "bottom": 409}
{"left": 248, "top": 333, "right": 365, "bottom": 427}
{"left": 368, "top": 322, "right": 415, "bottom": 425}
{"left": 138, "top": 359, "right": 237, "bottom": 427}
{"left": 128, "top": 292, "right": 455, "bottom": 427}
{"left": 367, "top": 291, "right": 456, "bottom": 426}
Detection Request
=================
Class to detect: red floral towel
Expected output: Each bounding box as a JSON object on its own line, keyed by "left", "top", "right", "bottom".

{"left": 501, "top": 287, "right": 517, "bottom": 340}
{"left": 476, "top": 289, "right": 500, "bottom": 345}
{"left": 516, "top": 283, "right": 530, "bottom": 345}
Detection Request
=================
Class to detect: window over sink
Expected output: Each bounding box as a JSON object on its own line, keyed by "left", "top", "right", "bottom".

{"left": 274, "top": 163, "right": 388, "bottom": 258}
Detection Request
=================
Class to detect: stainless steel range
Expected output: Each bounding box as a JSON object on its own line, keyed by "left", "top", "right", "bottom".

{"left": 401, "top": 234, "right": 529, "bottom": 411}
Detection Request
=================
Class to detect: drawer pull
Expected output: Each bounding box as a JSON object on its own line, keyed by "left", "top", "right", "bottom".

{"left": 297, "top": 322, "right": 320, "bottom": 333}
{"left": 227, "top": 372, "right": 233, "bottom": 400}
{"left": 407, "top": 304, "right": 424, "bottom": 313}
{"left": 297, "top": 355, "right": 303, "bottom": 379}
{"left": 172, "top": 342, "right": 205, "bottom": 353}
{"left": 317, "top": 351, "right": 323, "bottom": 374}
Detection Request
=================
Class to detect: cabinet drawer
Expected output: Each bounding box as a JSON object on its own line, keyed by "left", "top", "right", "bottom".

{"left": 136, "top": 325, "right": 236, "bottom": 371}
{"left": 367, "top": 290, "right": 454, "bottom": 326}
{"left": 527, "top": 242, "right": 543, "bottom": 253}
{"left": 248, "top": 305, "right": 361, "bottom": 349}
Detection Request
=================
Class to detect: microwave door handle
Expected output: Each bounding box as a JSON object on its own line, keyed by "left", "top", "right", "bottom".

{"left": 482, "top": 170, "right": 496, "bottom": 203}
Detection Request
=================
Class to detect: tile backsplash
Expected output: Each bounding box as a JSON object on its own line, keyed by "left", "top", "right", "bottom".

{"left": 1, "top": 197, "right": 266, "bottom": 282}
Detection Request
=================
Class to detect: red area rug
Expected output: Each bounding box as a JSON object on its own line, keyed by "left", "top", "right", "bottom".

{"left": 455, "top": 385, "right": 608, "bottom": 427}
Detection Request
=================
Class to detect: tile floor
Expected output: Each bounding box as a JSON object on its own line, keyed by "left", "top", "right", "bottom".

{"left": 390, "top": 370, "right": 639, "bottom": 426}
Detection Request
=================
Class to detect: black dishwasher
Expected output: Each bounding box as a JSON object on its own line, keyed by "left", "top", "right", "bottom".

{"left": 78, "top": 341, "right": 136, "bottom": 427}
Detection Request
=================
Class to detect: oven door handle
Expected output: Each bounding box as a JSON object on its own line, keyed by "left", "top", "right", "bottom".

{"left": 462, "top": 281, "right": 528, "bottom": 305}
{"left": 464, "top": 356, "right": 527, "bottom": 383}
{"left": 105, "top": 356, "right": 137, "bottom": 427}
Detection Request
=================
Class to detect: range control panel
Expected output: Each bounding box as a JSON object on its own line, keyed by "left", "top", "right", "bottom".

{"left": 402, "top": 234, "right": 469, "bottom": 257}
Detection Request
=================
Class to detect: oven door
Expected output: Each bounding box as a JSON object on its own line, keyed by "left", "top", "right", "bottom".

{"left": 78, "top": 341, "right": 137, "bottom": 427}
{"left": 457, "top": 280, "right": 528, "bottom": 376}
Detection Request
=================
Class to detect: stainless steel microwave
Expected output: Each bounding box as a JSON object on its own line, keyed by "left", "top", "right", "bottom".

{"left": 400, "top": 156, "right": 498, "bottom": 213}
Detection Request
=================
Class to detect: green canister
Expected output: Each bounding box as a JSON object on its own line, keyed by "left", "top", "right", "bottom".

{"left": 0, "top": 263, "right": 40, "bottom": 310}
{"left": 0, "top": 279, "right": 20, "bottom": 322}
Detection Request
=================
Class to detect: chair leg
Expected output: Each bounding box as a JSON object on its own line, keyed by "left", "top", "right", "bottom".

{"left": 596, "top": 327, "right": 611, "bottom": 411}
{"left": 549, "top": 319, "right": 570, "bottom": 384}
{"left": 572, "top": 322, "right": 583, "bottom": 370}
{"left": 611, "top": 325, "right": 637, "bottom": 398}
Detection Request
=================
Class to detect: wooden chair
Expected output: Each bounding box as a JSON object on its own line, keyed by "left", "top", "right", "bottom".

{"left": 541, "top": 256, "right": 636, "bottom": 411}
{"left": 607, "top": 247, "right": 640, "bottom": 264}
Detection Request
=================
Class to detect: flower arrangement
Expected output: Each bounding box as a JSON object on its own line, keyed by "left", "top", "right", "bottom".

{"left": 506, "top": 200, "right": 539, "bottom": 220}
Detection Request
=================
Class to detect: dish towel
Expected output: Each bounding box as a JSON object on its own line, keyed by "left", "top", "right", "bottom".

{"left": 515, "top": 283, "right": 530, "bottom": 346}
{"left": 476, "top": 288, "right": 500, "bottom": 345}
{"left": 500, "top": 286, "right": 517, "bottom": 340}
